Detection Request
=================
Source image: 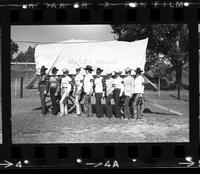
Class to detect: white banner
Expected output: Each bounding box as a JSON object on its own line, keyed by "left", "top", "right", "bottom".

{"left": 34, "top": 38, "right": 148, "bottom": 75}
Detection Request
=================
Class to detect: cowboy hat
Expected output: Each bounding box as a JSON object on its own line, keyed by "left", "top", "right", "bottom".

{"left": 84, "top": 65, "right": 93, "bottom": 71}
{"left": 76, "top": 67, "right": 81, "bottom": 72}
{"left": 124, "top": 67, "right": 132, "bottom": 73}
{"left": 134, "top": 67, "right": 143, "bottom": 73}
{"left": 52, "top": 67, "right": 58, "bottom": 73}
{"left": 106, "top": 71, "right": 112, "bottom": 76}
{"left": 62, "top": 68, "right": 69, "bottom": 73}
{"left": 114, "top": 69, "right": 122, "bottom": 74}
{"left": 96, "top": 67, "right": 103, "bottom": 74}
{"left": 40, "top": 66, "right": 47, "bottom": 72}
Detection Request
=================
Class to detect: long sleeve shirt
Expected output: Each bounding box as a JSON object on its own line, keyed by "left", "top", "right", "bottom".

{"left": 83, "top": 73, "right": 94, "bottom": 94}
{"left": 38, "top": 74, "right": 49, "bottom": 91}
{"left": 123, "top": 75, "right": 135, "bottom": 96}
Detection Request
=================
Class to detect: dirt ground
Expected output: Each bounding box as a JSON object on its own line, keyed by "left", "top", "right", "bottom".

{"left": 11, "top": 89, "right": 189, "bottom": 143}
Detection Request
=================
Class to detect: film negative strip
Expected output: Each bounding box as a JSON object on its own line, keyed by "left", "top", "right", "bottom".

{"left": 0, "top": 0, "right": 199, "bottom": 169}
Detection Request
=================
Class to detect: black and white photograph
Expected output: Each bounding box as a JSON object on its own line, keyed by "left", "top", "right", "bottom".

{"left": 11, "top": 24, "right": 189, "bottom": 143}
{"left": 0, "top": 26, "right": 2, "bottom": 144}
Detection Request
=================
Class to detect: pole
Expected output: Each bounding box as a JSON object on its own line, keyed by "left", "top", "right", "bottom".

{"left": 158, "top": 78, "right": 160, "bottom": 97}
{"left": 20, "top": 77, "right": 23, "bottom": 98}
{"left": 14, "top": 77, "right": 17, "bottom": 97}
{"left": 178, "top": 67, "right": 180, "bottom": 100}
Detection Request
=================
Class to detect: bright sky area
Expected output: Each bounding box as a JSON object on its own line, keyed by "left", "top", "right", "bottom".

{"left": 11, "top": 25, "right": 115, "bottom": 53}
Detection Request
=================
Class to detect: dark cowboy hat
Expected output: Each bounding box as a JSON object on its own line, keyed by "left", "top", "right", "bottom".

{"left": 84, "top": 65, "right": 93, "bottom": 71}
{"left": 76, "top": 67, "right": 81, "bottom": 72}
{"left": 52, "top": 67, "right": 58, "bottom": 73}
{"left": 96, "top": 67, "right": 103, "bottom": 74}
{"left": 134, "top": 67, "right": 143, "bottom": 73}
{"left": 40, "top": 66, "right": 47, "bottom": 72}
{"left": 106, "top": 71, "right": 112, "bottom": 76}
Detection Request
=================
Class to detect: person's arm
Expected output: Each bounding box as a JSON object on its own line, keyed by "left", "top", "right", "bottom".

{"left": 119, "top": 78, "right": 124, "bottom": 96}
{"left": 102, "top": 77, "right": 106, "bottom": 97}
{"left": 131, "top": 78, "right": 135, "bottom": 95}
{"left": 44, "top": 75, "right": 50, "bottom": 95}
{"left": 107, "top": 79, "right": 115, "bottom": 96}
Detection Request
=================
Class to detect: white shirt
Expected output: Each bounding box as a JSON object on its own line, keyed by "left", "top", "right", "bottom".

{"left": 75, "top": 73, "right": 84, "bottom": 91}
{"left": 61, "top": 75, "right": 72, "bottom": 91}
{"left": 94, "top": 76, "right": 103, "bottom": 93}
{"left": 83, "top": 73, "right": 94, "bottom": 94}
{"left": 113, "top": 76, "right": 124, "bottom": 95}
{"left": 134, "top": 75, "right": 145, "bottom": 94}
{"left": 106, "top": 78, "right": 114, "bottom": 95}
{"left": 124, "top": 75, "right": 135, "bottom": 96}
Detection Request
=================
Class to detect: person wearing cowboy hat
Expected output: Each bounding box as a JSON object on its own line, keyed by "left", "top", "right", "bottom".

{"left": 133, "top": 67, "right": 145, "bottom": 119}
{"left": 59, "top": 68, "right": 72, "bottom": 117}
{"left": 73, "top": 67, "right": 84, "bottom": 116}
{"left": 112, "top": 69, "right": 124, "bottom": 119}
{"left": 94, "top": 67, "right": 105, "bottom": 118}
{"left": 123, "top": 67, "right": 135, "bottom": 120}
{"left": 83, "top": 65, "right": 94, "bottom": 117}
{"left": 37, "top": 65, "right": 50, "bottom": 115}
{"left": 48, "top": 67, "right": 60, "bottom": 115}
{"left": 105, "top": 71, "right": 115, "bottom": 118}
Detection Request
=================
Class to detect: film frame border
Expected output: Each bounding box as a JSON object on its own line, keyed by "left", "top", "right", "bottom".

{"left": 0, "top": 0, "right": 199, "bottom": 169}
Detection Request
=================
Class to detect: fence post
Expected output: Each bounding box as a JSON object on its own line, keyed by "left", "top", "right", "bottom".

{"left": 158, "top": 78, "right": 160, "bottom": 97}
{"left": 20, "top": 77, "right": 23, "bottom": 98}
{"left": 14, "top": 77, "right": 18, "bottom": 97}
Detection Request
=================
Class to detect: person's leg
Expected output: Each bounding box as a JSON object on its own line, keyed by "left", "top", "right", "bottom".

{"left": 95, "top": 93, "right": 103, "bottom": 118}
{"left": 50, "top": 88, "right": 56, "bottom": 115}
{"left": 106, "top": 94, "right": 113, "bottom": 118}
{"left": 88, "top": 94, "right": 93, "bottom": 117}
{"left": 40, "top": 86, "right": 47, "bottom": 115}
{"left": 133, "top": 93, "right": 139, "bottom": 119}
{"left": 124, "top": 96, "right": 131, "bottom": 119}
{"left": 75, "top": 94, "right": 81, "bottom": 115}
{"left": 59, "top": 89, "right": 68, "bottom": 116}
{"left": 84, "top": 94, "right": 90, "bottom": 117}
{"left": 114, "top": 89, "right": 121, "bottom": 118}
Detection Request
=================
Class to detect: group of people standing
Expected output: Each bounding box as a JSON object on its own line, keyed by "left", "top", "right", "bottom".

{"left": 37, "top": 65, "right": 145, "bottom": 120}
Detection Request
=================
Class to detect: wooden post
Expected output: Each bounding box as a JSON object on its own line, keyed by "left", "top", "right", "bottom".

{"left": 14, "top": 77, "right": 18, "bottom": 97}
{"left": 20, "top": 77, "right": 23, "bottom": 98}
{"left": 158, "top": 78, "right": 160, "bottom": 97}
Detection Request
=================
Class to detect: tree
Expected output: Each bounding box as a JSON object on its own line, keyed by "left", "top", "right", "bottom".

{"left": 23, "top": 46, "right": 35, "bottom": 62}
{"left": 15, "top": 46, "right": 35, "bottom": 62}
{"left": 15, "top": 51, "right": 25, "bottom": 62}
{"left": 111, "top": 24, "right": 189, "bottom": 90}
{"left": 11, "top": 39, "right": 19, "bottom": 59}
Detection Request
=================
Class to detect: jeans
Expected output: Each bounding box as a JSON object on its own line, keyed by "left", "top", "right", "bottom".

{"left": 84, "top": 93, "right": 92, "bottom": 117}
{"left": 113, "top": 88, "right": 121, "bottom": 118}
{"left": 124, "top": 96, "right": 131, "bottom": 118}
{"left": 38, "top": 85, "right": 48, "bottom": 115}
{"left": 75, "top": 91, "right": 82, "bottom": 115}
{"left": 50, "top": 87, "right": 59, "bottom": 115}
{"left": 106, "top": 94, "right": 113, "bottom": 118}
{"left": 95, "top": 93, "right": 103, "bottom": 118}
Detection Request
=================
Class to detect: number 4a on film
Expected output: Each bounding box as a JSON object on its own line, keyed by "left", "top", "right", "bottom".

{"left": 104, "top": 160, "right": 119, "bottom": 168}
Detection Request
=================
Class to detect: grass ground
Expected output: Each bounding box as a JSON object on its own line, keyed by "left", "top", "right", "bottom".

{"left": 11, "top": 90, "right": 189, "bottom": 143}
